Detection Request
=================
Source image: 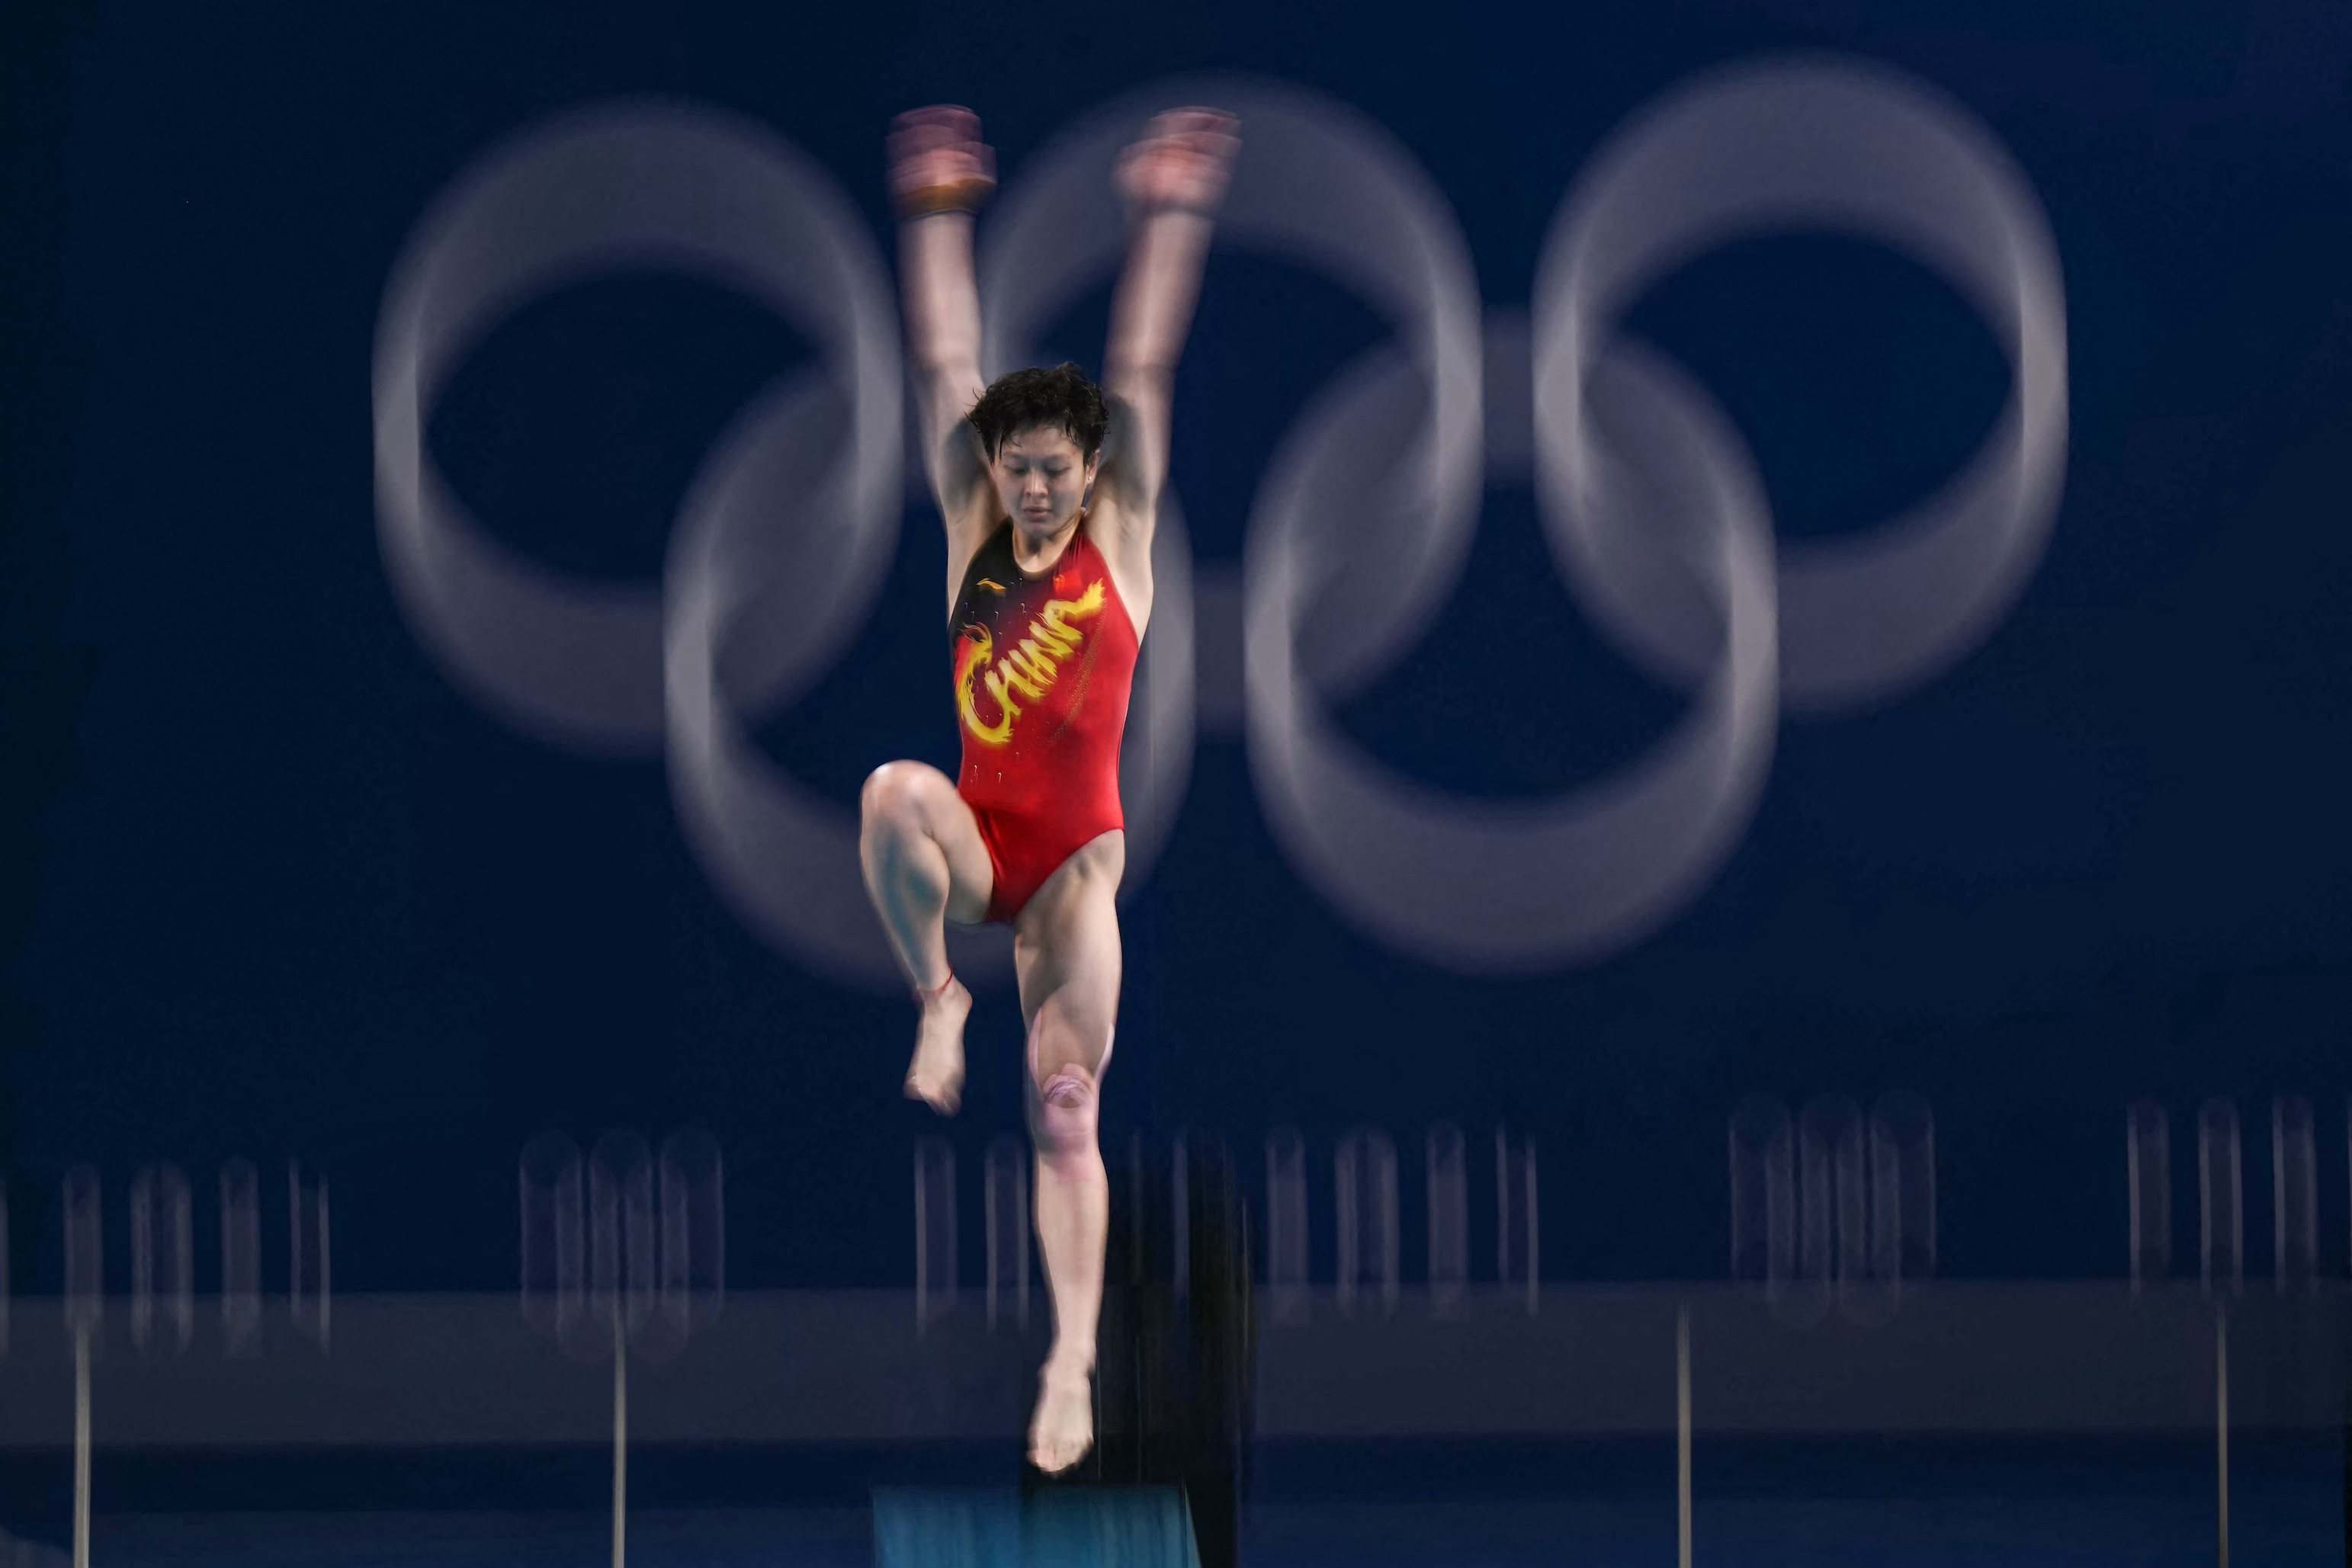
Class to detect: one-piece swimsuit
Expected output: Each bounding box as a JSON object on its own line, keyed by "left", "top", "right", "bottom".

{"left": 948, "top": 518, "right": 1140, "bottom": 924}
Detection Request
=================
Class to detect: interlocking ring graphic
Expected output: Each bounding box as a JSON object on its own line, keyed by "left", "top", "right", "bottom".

{"left": 374, "top": 59, "right": 2067, "bottom": 985}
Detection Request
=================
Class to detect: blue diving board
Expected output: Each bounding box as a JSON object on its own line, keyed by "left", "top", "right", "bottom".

{"left": 874, "top": 1486, "right": 1200, "bottom": 1568}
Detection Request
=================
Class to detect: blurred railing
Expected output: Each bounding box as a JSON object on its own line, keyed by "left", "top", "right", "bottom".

{"left": 4, "top": 1095, "right": 2346, "bottom": 1455}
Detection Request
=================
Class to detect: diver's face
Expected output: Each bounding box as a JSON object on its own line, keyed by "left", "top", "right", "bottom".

{"left": 993, "top": 425, "right": 1096, "bottom": 546}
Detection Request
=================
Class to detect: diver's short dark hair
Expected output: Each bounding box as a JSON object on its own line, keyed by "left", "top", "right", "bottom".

{"left": 965, "top": 362, "right": 1109, "bottom": 461}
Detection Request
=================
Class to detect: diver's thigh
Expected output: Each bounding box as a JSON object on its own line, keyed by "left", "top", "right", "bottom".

{"left": 1013, "top": 833, "right": 1125, "bottom": 1076}
{"left": 864, "top": 760, "right": 995, "bottom": 925}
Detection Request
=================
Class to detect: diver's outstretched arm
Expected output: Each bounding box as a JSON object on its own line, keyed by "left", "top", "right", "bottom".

{"left": 889, "top": 107, "right": 996, "bottom": 547}
{"left": 1099, "top": 109, "right": 1241, "bottom": 531}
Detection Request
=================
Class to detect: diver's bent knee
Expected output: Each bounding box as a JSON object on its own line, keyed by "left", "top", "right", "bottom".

{"left": 1029, "top": 1065, "right": 1103, "bottom": 1184}
{"left": 861, "top": 761, "right": 939, "bottom": 829}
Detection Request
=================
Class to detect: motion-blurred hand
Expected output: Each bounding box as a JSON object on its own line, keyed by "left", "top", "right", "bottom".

{"left": 1116, "top": 107, "right": 1240, "bottom": 216}
{"left": 887, "top": 104, "right": 996, "bottom": 216}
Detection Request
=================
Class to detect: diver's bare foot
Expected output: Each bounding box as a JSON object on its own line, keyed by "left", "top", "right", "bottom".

{"left": 1027, "top": 1355, "right": 1095, "bottom": 1473}
{"left": 903, "top": 976, "right": 969, "bottom": 1114}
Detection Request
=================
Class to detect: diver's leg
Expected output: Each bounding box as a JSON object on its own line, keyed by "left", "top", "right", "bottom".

{"left": 858, "top": 761, "right": 995, "bottom": 1114}
{"left": 1011, "top": 831, "right": 1125, "bottom": 1473}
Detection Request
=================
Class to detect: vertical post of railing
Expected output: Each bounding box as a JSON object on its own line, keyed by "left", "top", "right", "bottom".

{"left": 1866, "top": 1110, "right": 1901, "bottom": 1289}
{"left": 2270, "top": 1095, "right": 2315, "bottom": 1292}
{"left": 2216, "top": 1303, "right": 2230, "bottom": 1568}
{"left": 1796, "top": 1090, "right": 1853, "bottom": 1297}
{"left": 66, "top": 1168, "right": 102, "bottom": 1336}
{"left": 1426, "top": 1123, "right": 1467, "bottom": 1318}
{"left": 1788, "top": 1098, "right": 1853, "bottom": 1325}
{"left": 1836, "top": 1095, "right": 1915, "bottom": 1326}
{"left": 2126, "top": 1101, "right": 2171, "bottom": 1292}
{"left": 656, "top": 1130, "right": 725, "bottom": 1339}
{"left": 220, "top": 1159, "right": 261, "bottom": 1355}
{"left": 1494, "top": 1125, "right": 1538, "bottom": 1316}
{"left": 1335, "top": 1127, "right": 1399, "bottom": 1319}
{"left": 159, "top": 1165, "right": 193, "bottom": 1355}
{"left": 129, "top": 1165, "right": 192, "bottom": 1355}
{"left": 589, "top": 1134, "right": 656, "bottom": 1343}
{"left": 1796, "top": 1102, "right": 1833, "bottom": 1298}
{"left": 1266, "top": 1128, "right": 1309, "bottom": 1325}
{"left": 1802, "top": 1096, "right": 1884, "bottom": 1324}
{"left": 1676, "top": 1305, "right": 1693, "bottom": 1568}
{"left": 288, "top": 1160, "right": 330, "bottom": 1348}
{"left": 63, "top": 1166, "right": 100, "bottom": 1568}
{"left": 1729, "top": 1097, "right": 1793, "bottom": 1294}
{"left": 1830, "top": 1105, "right": 1866, "bottom": 1298}
{"left": 589, "top": 1133, "right": 655, "bottom": 1568}
{"left": 132, "top": 1169, "right": 156, "bottom": 1355}
{"left": 2199, "top": 1099, "right": 2242, "bottom": 1297}
{"left": 985, "top": 1135, "right": 1030, "bottom": 1332}
{"left": 914, "top": 1138, "right": 957, "bottom": 1332}
{"left": 521, "top": 1134, "right": 586, "bottom": 1347}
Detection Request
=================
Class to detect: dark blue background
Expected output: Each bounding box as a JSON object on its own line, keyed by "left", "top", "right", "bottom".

{"left": 5, "top": 0, "right": 2349, "bottom": 1294}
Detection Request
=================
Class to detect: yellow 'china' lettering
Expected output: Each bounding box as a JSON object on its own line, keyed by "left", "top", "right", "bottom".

{"left": 996, "top": 653, "right": 1048, "bottom": 701}
{"left": 955, "top": 629, "right": 1014, "bottom": 746}
{"left": 1003, "top": 642, "right": 1055, "bottom": 687}
{"left": 957, "top": 582, "right": 1109, "bottom": 746}
{"left": 1041, "top": 584, "right": 1104, "bottom": 638}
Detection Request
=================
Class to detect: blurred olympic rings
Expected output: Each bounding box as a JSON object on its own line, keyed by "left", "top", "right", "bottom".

{"left": 374, "top": 58, "right": 2066, "bottom": 985}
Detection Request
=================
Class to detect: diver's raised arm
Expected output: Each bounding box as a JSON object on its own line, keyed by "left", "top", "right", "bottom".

{"left": 889, "top": 106, "right": 996, "bottom": 527}
{"left": 1098, "top": 109, "right": 1240, "bottom": 528}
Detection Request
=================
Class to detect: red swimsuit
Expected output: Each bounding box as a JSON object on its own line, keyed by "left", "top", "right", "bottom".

{"left": 950, "top": 518, "right": 1141, "bottom": 923}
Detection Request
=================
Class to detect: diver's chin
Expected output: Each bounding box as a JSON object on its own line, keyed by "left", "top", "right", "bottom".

{"left": 1015, "top": 511, "right": 1065, "bottom": 544}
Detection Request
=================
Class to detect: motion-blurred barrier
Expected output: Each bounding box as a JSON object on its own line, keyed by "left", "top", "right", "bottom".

{"left": 4, "top": 1138, "right": 2350, "bottom": 1488}
{"left": 983, "top": 1135, "right": 1030, "bottom": 1332}
{"left": 1730, "top": 1093, "right": 1935, "bottom": 1326}
{"left": 127, "top": 1166, "right": 191, "bottom": 1358}
{"left": 27, "top": 1156, "right": 332, "bottom": 1568}
{"left": 1274, "top": 1123, "right": 1535, "bottom": 1319}
{"left": 5, "top": 1117, "right": 2350, "bottom": 1568}
{"left": 1426, "top": 1123, "right": 1468, "bottom": 1315}
{"left": 2200, "top": 1099, "right": 2242, "bottom": 1297}
{"left": 1872, "top": 1092, "right": 1938, "bottom": 1284}
{"left": 515, "top": 1130, "right": 723, "bottom": 1567}
{"left": 1334, "top": 1127, "right": 1398, "bottom": 1319}
{"left": 288, "top": 1162, "right": 329, "bottom": 1348}
{"left": 519, "top": 1131, "right": 725, "bottom": 1361}
{"left": 1728, "top": 1098, "right": 1792, "bottom": 1287}
{"left": 377, "top": 56, "right": 2069, "bottom": 985}
{"left": 913, "top": 1137, "right": 956, "bottom": 1334}
{"left": 1264, "top": 1128, "right": 1309, "bottom": 1326}
{"left": 2125, "top": 1097, "right": 2332, "bottom": 1291}
{"left": 61, "top": 1170, "right": 100, "bottom": 1343}
{"left": 0, "top": 1285, "right": 2335, "bottom": 1446}
{"left": 219, "top": 1160, "right": 260, "bottom": 1355}
{"left": 2273, "top": 1095, "right": 2315, "bottom": 1292}
{"left": 36, "top": 1159, "right": 327, "bottom": 1358}
{"left": 919, "top": 1122, "right": 1538, "bottom": 1332}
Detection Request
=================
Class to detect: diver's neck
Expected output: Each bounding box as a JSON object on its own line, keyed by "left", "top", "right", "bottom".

{"left": 1009, "top": 508, "right": 1086, "bottom": 576}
